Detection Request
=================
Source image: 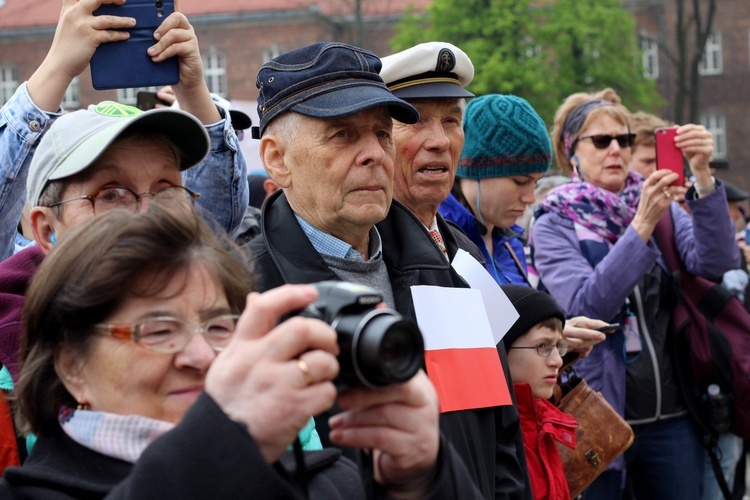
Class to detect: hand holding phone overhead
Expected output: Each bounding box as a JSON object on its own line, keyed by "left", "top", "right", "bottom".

{"left": 671, "top": 124, "right": 716, "bottom": 193}
{"left": 90, "top": 0, "right": 179, "bottom": 90}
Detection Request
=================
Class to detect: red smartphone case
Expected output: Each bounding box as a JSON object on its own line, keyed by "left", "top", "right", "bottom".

{"left": 654, "top": 127, "right": 684, "bottom": 187}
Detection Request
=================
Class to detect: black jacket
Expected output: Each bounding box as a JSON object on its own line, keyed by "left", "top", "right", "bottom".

{"left": 0, "top": 393, "right": 479, "bottom": 499}
{"left": 0, "top": 394, "right": 360, "bottom": 499}
{"left": 247, "top": 192, "right": 529, "bottom": 500}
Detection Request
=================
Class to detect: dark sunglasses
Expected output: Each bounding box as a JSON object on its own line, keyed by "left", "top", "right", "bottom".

{"left": 577, "top": 133, "right": 636, "bottom": 149}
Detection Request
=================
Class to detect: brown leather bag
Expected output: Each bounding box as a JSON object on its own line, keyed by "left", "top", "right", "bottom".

{"left": 552, "top": 356, "right": 634, "bottom": 498}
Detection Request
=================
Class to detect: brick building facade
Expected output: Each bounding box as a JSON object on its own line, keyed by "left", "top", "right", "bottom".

{"left": 625, "top": 0, "right": 750, "bottom": 192}
{"left": 0, "top": 0, "right": 429, "bottom": 105}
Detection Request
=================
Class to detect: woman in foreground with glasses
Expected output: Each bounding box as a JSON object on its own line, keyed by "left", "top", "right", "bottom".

{"left": 0, "top": 207, "right": 472, "bottom": 499}
{"left": 530, "top": 88, "right": 739, "bottom": 499}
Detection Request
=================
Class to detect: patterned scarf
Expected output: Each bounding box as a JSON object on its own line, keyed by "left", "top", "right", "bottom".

{"left": 59, "top": 406, "right": 174, "bottom": 464}
{"left": 534, "top": 171, "right": 643, "bottom": 245}
{"left": 59, "top": 407, "right": 324, "bottom": 464}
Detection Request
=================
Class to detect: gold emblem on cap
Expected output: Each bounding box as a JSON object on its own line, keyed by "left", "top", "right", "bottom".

{"left": 436, "top": 48, "right": 456, "bottom": 72}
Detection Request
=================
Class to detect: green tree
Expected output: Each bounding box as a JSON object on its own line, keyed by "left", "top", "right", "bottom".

{"left": 392, "top": 0, "right": 663, "bottom": 124}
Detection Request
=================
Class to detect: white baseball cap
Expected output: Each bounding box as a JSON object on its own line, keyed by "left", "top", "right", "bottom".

{"left": 27, "top": 101, "right": 209, "bottom": 207}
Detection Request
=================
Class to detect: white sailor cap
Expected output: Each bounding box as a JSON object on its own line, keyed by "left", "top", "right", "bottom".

{"left": 380, "top": 41, "right": 475, "bottom": 99}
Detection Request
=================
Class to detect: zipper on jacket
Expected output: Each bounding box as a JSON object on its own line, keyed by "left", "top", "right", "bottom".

{"left": 626, "top": 285, "right": 662, "bottom": 425}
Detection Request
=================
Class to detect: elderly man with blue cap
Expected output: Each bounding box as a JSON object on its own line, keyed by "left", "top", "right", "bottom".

{"left": 246, "top": 42, "right": 485, "bottom": 498}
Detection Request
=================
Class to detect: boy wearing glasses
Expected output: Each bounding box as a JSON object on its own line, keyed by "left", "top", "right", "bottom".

{"left": 501, "top": 284, "right": 578, "bottom": 500}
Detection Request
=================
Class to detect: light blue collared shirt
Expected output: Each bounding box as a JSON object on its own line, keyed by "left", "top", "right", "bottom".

{"left": 295, "top": 214, "right": 382, "bottom": 262}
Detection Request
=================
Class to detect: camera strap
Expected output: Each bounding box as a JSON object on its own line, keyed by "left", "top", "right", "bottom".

{"left": 292, "top": 436, "right": 309, "bottom": 496}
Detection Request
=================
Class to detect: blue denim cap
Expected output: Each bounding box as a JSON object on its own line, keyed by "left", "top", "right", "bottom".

{"left": 254, "top": 42, "right": 419, "bottom": 137}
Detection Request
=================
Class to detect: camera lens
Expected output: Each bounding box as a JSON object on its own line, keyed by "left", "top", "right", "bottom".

{"left": 377, "top": 322, "right": 420, "bottom": 378}
{"left": 336, "top": 310, "right": 423, "bottom": 388}
{"left": 155, "top": 0, "right": 163, "bottom": 8}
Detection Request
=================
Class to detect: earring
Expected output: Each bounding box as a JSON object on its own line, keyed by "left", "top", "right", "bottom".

{"left": 571, "top": 155, "right": 582, "bottom": 179}
{"left": 76, "top": 401, "right": 88, "bottom": 411}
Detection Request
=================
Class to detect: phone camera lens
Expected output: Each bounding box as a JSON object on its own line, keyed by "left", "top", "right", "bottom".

{"left": 155, "top": 0, "right": 163, "bottom": 8}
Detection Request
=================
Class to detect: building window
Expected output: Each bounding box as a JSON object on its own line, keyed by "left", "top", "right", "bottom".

{"left": 61, "top": 77, "right": 80, "bottom": 110}
{"left": 203, "top": 51, "right": 227, "bottom": 97}
{"left": 699, "top": 31, "right": 723, "bottom": 75}
{"left": 1, "top": 65, "right": 19, "bottom": 105}
{"left": 116, "top": 86, "right": 161, "bottom": 106}
{"left": 701, "top": 112, "right": 727, "bottom": 159}
{"left": 641, "top": 37, "right": 659, "bottom": 80}
{"left": 263, "top": 44, "right": 282, "bottom": 63}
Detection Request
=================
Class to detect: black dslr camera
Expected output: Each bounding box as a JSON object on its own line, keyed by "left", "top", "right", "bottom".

{"left": 293, "top": 281, "right": 424, "bottom": 389}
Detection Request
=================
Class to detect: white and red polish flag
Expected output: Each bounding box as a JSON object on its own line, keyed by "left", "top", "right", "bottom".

{"left": 411, "top": 286, "right": 513, "bottom": 413}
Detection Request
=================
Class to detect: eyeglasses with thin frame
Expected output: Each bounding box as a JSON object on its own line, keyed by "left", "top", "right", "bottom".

{"left": 43, "top": 185, "right": 199, "bottom": 215}
{"left": 576, "top": 133, "right": 636, "bottom": 150}
{"left": 95, "top": 314, "right": 240, "bottom": 354}
{"left": 509, "top": 341, "right": 569, "bottom": 358}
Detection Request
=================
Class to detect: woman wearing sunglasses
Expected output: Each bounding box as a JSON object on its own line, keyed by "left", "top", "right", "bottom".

{"left": 530, "top": 88, "right": 739, "bottom": 500}
{"left": 0, "top": 207, "right": 472, "bottom": 499}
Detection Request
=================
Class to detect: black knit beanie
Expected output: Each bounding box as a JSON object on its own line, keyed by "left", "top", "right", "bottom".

{"left": 500, "top": 285, "right": 566, "bottom": 351}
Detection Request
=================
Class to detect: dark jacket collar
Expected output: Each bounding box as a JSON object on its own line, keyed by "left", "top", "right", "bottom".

{"left": 255, "top": 191, "right": 452, "bottom": 282}
{"left": 254, "top": 191, "right": 341, "bottom": 286}
{"left": 3, "top": 429, "right": 131, "bottom": 496}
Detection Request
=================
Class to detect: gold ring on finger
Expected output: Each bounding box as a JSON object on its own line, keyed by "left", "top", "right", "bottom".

{"left": 296, "top": 359, "right": 313, "bottom": 386}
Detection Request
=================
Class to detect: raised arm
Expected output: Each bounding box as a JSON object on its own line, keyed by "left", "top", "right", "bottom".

{"left": 148, "top": 7, "right": 248, "bottom": 233}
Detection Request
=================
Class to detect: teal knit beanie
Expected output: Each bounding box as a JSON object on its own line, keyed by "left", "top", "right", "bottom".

{"left": 457, "top": 94, "right": 552, "bottom": 179}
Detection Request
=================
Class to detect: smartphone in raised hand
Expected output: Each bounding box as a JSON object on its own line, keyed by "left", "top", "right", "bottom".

{"left": 136, "top": 91, "right": 169, "bottom": 110}
{"left": 595, "top": 323, "right": 620, "bottom": 333}
{"left": 655, "top": 127, "right": 684, "bottom": 187}
{"left": 90, "top": 0, "right": 179, "bottom": 91}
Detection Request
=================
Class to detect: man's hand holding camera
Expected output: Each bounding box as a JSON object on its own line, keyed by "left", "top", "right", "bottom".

{"left": 331, "top": 370, "right": 440, "bottom": 497}
{"left": 206, "top": 283, "right": 441, "bottom": 494}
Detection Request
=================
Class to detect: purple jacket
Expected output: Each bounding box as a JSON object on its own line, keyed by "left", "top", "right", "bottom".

{"left": 0, "top": 245, "right": 43, "bottom": 382}
{"left": 532, "top": 183, "right": 739, "bottom": 423}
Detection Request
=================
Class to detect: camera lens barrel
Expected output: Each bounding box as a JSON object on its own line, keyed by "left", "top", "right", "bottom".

{"left": 334, "top": 309, "right": 424, "bottom": 388}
